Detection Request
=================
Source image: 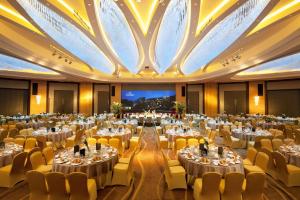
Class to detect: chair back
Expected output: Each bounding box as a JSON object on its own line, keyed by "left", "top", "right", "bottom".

{"left": 272, "top": 151, "right": 288, "bottom": 174}
{"left": 26, "top": 170, "right": 48, "bottom": 200}
{"left": 175, "top": 138, "right": 186, "bottom": 150}
{"left": 187, "top": 138, "right": 199, "bottom": 147}
{"left": 254, "top": 152, "right": 269, "bottom": 172}
{"left": 98, "top": 138, "right": 108, "bottom": 145}
{"left": 295, "top": 131, "right": 300, "bottom": 145}
{"left": 260, "top": 139, "right": 273, "bottom": 151}
{"left": 68, "top": 172, "right": 90, "bottom": 200}
{"left": 243, "top": 172, "right": 265, "bottom": 200}
{"left": 74, "top": 130, "right": 84, "bottom": 145}
{"left": 42, "top": 147, "right": 54, "bottom": 165}
{"left": 19, "top": 129, "right": 28, "bottom": 136}
{"left": 201, "top": 172, "right": 222, "bottom": 196}
{"left": 36, "top": 135, "right": 47, "bottom": 150}
{"left": 14, "top": 138, "right": 25, "bottom": 147}
{"left": 8, "top": 128, "right": 18, "bottom": 138}
{"left": 0, "top": 130, "right": 9, "bottom": 142}
{"left": 25, "top": 138, "right": 37, "bottom": 151}
{"left": 87, "top": 137, "right": 96, "bottom": 146}
{"left": 11, "top": 152, "right": 28, "bottom": 174}
{"left": 222, "top": 172, "right": 244, "bottom": 199}
{"left": 46, "top": 172, "right": 69, "bottom": 200}
{"left": 246, "top": 147, "right": 257, "bottom": 164}
{"left": 272, "top": 139, "right": 283, "bottom": 151}
{"left": 25, "top": 147, "right": 41, "bottom": 170}
{"left": 30, "top": 151, "right": 46, "bottom": 170}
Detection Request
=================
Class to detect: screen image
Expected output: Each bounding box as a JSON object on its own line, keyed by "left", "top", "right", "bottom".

{"left": 121, "top": 90, "right": 176, "bottom": 112}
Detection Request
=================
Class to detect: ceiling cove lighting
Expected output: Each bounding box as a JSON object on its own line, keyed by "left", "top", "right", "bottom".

{"left": 16, "top": 0, "right": 115, "bottom": 74}
{"left": 124, "top": 0, "right": 159, "bottom": 35}
{"left": 181, "top": 0, "right": 271, "bottom": 75}
{"left": 237, "top": 52, "right": 300, "bottom": 76}
{"left": 154, "top": 0, "right": 190, "bottom": 74}
{"left": 196, "top": 0, "right": 231, "bottom": 36}
{"left": 96, "top": 0, "right": 140, "bottom": 74}
{"left": 0, "top": 54, "right": 59, "bottom": 75}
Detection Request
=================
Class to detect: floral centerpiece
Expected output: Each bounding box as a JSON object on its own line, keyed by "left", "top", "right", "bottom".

{"left": 111, "top": 102, "right": 122, "bottom": 118}
{"left": 174, "top": 101, "right": 185, "bottom": 118}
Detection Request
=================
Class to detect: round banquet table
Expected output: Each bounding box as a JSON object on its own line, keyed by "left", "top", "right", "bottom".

{"left": 32, "top": 128, "right": 73, "bottom": 143}
{"left": 206, "top": 121, "right": 232, "bottom": 130}
{"left": 278, "top": 145, "right": 300, "bottom": 167}
{"left": 112, "top": 119, "right": 138, "bottom": 127}
{"left": 96, "top": 128, "right": 131, "bottom": 143}
{"left": 165, "top": 128, "right": 202, "bottom": 143}
{"left": 52, "top": 146, "right": 118, "bottom": 189}
{"left": 0, "top": 143, "right": 23, "bottom": 168}
{"left": 231, "top": 128, "right": 272, "bottom": 141}
{"left": 178, "top": 146, "right": 244, "bottom": 184}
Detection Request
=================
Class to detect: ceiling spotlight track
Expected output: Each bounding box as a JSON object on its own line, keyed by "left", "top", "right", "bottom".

{"left": 14, "top": 0, "right": 115, "bottom": 74}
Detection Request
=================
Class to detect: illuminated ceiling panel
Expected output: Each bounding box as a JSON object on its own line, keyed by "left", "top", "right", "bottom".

{"left": 96, "top": 0, "right": 140, "bottom": 74}
{"left": 154, "top": 0, "right": 190, "bottom": 74}
{"left": 0, "top": 1, "right": 42, "bottom": 35}
{"left": 0, "top": 54, "right": 59, "bottom": 75}
{"left": 249, "top": 0, "right": 300, "bottom": 35}
{"left": 237, "top": 53, "right": 300, "bottom": 76}
{"left": 16, "top": 0, "right": 115, "bottom": 74}
{"left": 181, "top": 0, "right": 271, "bottom": 75}
{"left": 196, "top": 0, "right": 238, "bottom": 36}
{"left": 124, "top": 0, "right": 159, "bottom": 35}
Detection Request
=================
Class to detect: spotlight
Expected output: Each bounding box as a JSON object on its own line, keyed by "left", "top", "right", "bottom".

{"left": 69, "top": 61, "right": 72, "bottom": 64}
{"left": 52, "top": 52, "right": 56, "bottom": 56}
{"left": 58, "top": 55, "right": 62, "bottom": 59}
{"left": 65, "top": 58, "right": 68, "bottom": 62}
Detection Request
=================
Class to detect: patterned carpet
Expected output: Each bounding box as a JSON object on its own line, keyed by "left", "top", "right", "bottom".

{"left": 0, "top": 127, "right": 299, "bottom": 200}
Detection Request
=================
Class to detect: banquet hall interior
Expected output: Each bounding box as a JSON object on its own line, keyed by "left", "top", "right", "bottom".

{"left": 0, "top": 0, "right": 300, "bottom": 199}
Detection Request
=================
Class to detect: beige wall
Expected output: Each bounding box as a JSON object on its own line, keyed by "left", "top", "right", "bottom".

{"left": 30, "top": 81, "right": 47, "bottom": 114}
{"left": 204, "top": 83, "right": 218, "bottom": 117}
{"left": 111, "top": 83, "right": 121, "bottom": 103}
{"left": 175, "top": 83, "right": 186, "bottom": 104}
{"left": 249, "top": 81, "right": 265, "bottom": 114}
{"left": 79, "top": 83, "right": 93, "bottom": 116}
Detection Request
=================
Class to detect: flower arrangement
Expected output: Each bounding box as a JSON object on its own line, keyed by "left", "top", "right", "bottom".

{"left": 174, "top": 101, "right": 185, "bottom": 114}
{"left": 111, "top": 102, "right": 122, "bottom": 115}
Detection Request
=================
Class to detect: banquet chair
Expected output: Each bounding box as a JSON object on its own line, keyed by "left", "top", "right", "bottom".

{"left": 87, "top": 137, "right": 97, "bottom": 146}
{"left": 244, "top": 152, "right": 269, "bottom": 174}
{"left": 222, "top": 130, "right": 242, "bottom": 149}
{"left": 260, "top": 139, "right": 273, "bottom": 151}
{"left": 25, "top": 147, "right": 41, "bottom": 170}
{"left": 8, "top": 128, "right": 18, "bottom": 138}
{"left": 272, "top": 151, "right": 300, "bottom": 187}
{"left": 129, "top": 134, "right": 141, "bottom": 151}
{"left": 14, "top": 137, "right": 25, "bottom": 147}
{"left": 208, "top": 130, "right": 216, "bottom": 144}
{"left": 36, "top": 135, "right": 53, "bottom": 150}
{"left": 42, "top": 147, "right": 54, "bottom": 165}
{"left": 19, "top": 129, "right": 28, "bottom": 136}
{"left": 30, "top": 151, "right": 52, "bottom": 173}
{"left": 98, "top": 138, "right": 108, "bottom": 145}
{"left": 243, "top": 147, "right": 257, "bottom": 166}
{"left": 193, "top": 172, "right": 221, "bottom": 200}
{"left": 242, "top": 172, "right": 265, "bottom": 200}
{"left": 68, "top": 172, "right": 97, "bottom": 200}
{"left": 119, "top": 149, "right": 136, "bottom": 164}
{"left": 8, "top": 124, "right": 16, "bottom": 131}
{"left": 24, "top": 138, "right": 37, "bottom": 152}
{"left": 157, "top": 133, "right": 168, "bottom": 149}
{"left": 27, "top": 128, "right": 34, "bottom": 136}
{"left": 174, "top": 138, "right": 186, "bottom": 151}
{"left": 1, "top": 124, "right": 8, "bottom": 130}
{"left": 0, "top": 152, "right": 27, "bottom": 188}
{"left": 136, "top": 126, "right": 143, "bottom": 136}
{"left": 272, "top": 138, "right": 283, "bottom": 151}
{"left": 260, "top": 147, "right": 277, "bottom": 179}
{"left": 285, "top": 128, "right": 295, "bottom": 139}
{"left": 163, "top": 152, "right": 186, "bottom": 190}
{"left": 161, "top": 150, "right": 180, "bottom": 167}
{"left": 45, "top": 172, "right": 69, "bottom": 200}
{"left": 26, "top": 170, "right": 48, "bottom": 200}
{"left": 111, "top": 151, "right": 135, "bottom": 186}
{"left": 0, "top": 130, "right": 9, "bottom": 142}
{"left": 219, "top": 172, "right": 244, "bottom": 200}
{"left": 3, "top": 137, "right": 14, "bottom": 143}
{"left": 109, "top": 137, "right": 123, "bottom": 155}
{"left": 187, "top": 138, "right": 199, "bottom": 147}
{"left": 156, "top": 126, "right": 163, "bottom": 135}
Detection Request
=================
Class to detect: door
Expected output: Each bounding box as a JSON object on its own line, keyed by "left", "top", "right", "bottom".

{"left": 54, "top": 90, "right": 74, "bottom": 113}
{"left": 224, "top": 91, "right": 246, "bottom": 114}
{"left": 188, "top": 91, "right": 199, "bottom": 113}
{"left": 98, "top": 91, "right": 110, "bottom": 113}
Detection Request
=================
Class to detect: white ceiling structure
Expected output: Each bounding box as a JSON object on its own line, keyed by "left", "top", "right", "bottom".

{"left": 0, "top": 0, "right": 300, "bottom": 82}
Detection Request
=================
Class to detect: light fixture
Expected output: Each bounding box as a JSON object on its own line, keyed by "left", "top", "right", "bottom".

{"left": 36, "top": 95, "right": 41, "bottom": 105}
{"left": 254, "top": 96, "right": 259, "bottom": 106}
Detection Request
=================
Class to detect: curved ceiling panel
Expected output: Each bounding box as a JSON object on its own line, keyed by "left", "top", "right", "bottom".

{"left": 0, "top": 54, "right": 59, "bottom": 74}
{"left": 181, "top": 0, "right": 271, "bottom": 75}
{"left": 154, "top": 0, "right": 190, "bottom": 74}
{"left": 236, "top": 52, "right": 300, "bottom": 76}
{"left": 96, "top": 0, "right": 140, "bottom": 74}
{"left": 16, "top": 0, "right": 115, "bottom": 74}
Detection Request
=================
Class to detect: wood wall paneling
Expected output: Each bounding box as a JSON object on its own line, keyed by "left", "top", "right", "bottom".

{"left": 249, "top": 81, "right": 265, "bottom": 114}
{"left": 204, "top": 83, "right": 218, "bottom": 117}
{"left": 30, "top": 81, "right": 47, "bottom": 114}
{"left": 79, "top": 83, "right": 93, "bottom": 115}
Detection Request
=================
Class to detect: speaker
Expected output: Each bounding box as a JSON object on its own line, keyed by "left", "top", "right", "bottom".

{"left": 111, "top": 86, "right": 115, "bottom": 97}
{"left": 257, "top": 84, "right": 263, "bottom": 96}
{"left": 181, "top": 86, "right": 186, "bottom": 97}
{"left": 32, "top": 83, "right": 38, "bottom": 95}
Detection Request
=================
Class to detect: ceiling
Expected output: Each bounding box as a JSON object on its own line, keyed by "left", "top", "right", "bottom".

{"left": 0, "top": 0, "right": 300, "bottom": 83}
